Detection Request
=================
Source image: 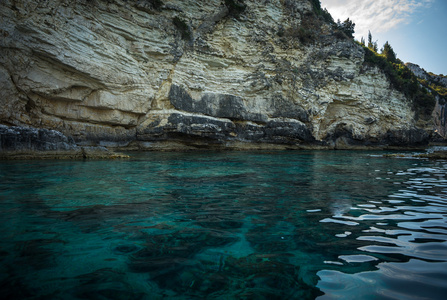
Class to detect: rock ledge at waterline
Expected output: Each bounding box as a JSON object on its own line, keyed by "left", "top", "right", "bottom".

{"left": 0, "top": 125, "right": 128, "bottom": 159}
{"left": 0, "top": 0, "right": 440, "bottom": 153}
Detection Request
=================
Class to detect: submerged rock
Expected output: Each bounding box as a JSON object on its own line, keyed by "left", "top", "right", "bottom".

{"left": 415, "top": 151, "right": 447, "bottom": 159}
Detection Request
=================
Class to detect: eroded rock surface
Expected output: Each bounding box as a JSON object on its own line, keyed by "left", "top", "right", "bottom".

{"left": 0, "top": 0, "right": 434, "bottom": 150}
{"left": 0, "top": 125, "right": 128, "bottom": 159}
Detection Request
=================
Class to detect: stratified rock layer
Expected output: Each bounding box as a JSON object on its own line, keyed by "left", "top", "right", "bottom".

{"left": 0, "top": 0, "right": 433, "bottom": 150}
{"left": 0, "top": 125, "right": 129, "bottom": 159}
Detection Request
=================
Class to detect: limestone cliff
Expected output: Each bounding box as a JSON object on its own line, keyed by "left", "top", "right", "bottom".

{"left": 406, "top": 63, "right": 447, "bottom": 87}
{"left": 406, "top": 63, "right": 447, "bottom": 140}
{"left": 0, "top": 0, "right": 433, "bottom": 151}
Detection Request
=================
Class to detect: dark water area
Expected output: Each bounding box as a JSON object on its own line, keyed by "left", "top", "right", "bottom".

{"left": 1, "top": 151, "right": 447, "bottom": 299}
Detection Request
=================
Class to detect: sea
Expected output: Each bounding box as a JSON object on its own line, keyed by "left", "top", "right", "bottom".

{"left": 1, "top": 150, "right": 446, "bottom": 299}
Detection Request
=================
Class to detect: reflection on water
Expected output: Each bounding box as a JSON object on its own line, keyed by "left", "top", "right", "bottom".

{"left": 0, "top": 151, "right": 447, "bottom": 299}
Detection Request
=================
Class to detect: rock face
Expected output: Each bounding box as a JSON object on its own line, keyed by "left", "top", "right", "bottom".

{"left": 0, "top": 0, "right": 433, "bottom": 150}
{"left": 0, "top": 125, "right": 77, "bottom": 152}
{"left": 406, "top": 63, "right": 447, "bottom": 140}
{"left": 0, "top": 125, "right": 129, "bottom": 159}
{"left": 406, "top": 63, "right": 447, "bottom": 87}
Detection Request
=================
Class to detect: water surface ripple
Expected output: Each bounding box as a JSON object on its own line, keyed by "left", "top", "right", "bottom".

{"left": 0, "top": 151, "right": 446, "bottom": 299}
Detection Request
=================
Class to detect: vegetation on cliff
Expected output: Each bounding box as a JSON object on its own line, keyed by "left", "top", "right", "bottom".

{"left": 173, "top": 16, "right": 191, "bottom": 40}
{"left": 224, "top": 0, "right": 246, "bottom": 17}
{"left": 418, "top": 75, "right": 447, "bottom": 100}
{"left": 146, "top": 0, "right": 163, "bottom": 10}
{"left": 306, "top": 0, "right": 436, "bottom": 118}
{"left": 358, "top": 32, "right": 435, "bottom": 118}
{"left": 282, "top": 0, "right": 354, "bottom": 45}
{"left": 310, "top": 0, "right": 333, "bottom": 23}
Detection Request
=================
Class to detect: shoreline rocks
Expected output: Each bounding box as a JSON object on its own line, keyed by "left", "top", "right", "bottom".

{"left": 0, "top": 125, "right": 129, "bottom": 159}
{"left": 1, "top": 124, "right": 441, "bottom": 159}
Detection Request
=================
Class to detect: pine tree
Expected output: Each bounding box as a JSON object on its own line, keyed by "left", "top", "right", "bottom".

{"left": 381, "top": 41, "right": 397, "bottom": 63}
{"left": 367, "top": 31, "right": 378, "bottom": 52}
{"left": 341, "top": 18, "right": 355, "bottom": 38}
{"left": 367, "top": 31, "right": 373, "bottom": 49}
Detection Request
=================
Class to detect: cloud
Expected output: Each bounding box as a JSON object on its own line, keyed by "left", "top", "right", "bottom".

{"left": 320, "top": 0, "right": 434, "bottom": 39}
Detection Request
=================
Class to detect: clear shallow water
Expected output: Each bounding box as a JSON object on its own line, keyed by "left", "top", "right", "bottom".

{"left": 0, "top": 151, "right": 446, "bottom": 299}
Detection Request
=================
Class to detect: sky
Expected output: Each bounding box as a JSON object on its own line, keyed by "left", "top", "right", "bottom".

{"left": 320, "top": 0, "right": 447, "bottom": 75}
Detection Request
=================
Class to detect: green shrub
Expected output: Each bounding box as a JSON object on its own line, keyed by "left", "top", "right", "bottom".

{"left": 293, "top": 13, "right": 322, "bottom": 45}
{"left": 285, "top": 25, "right": 315, "bottom": 45}
{"left": 277, "top": 26, "right": 285, "bottom": 37}
{"left": 282, "top": 0, "right": 351, "bottom": 44}
{"left": 298, "top": 27, "right": 314, "bottom": 44}
{"left": 430, "top": 83, "right": 447, "bottom": 97}
{"left": 415, "top": 92, "right": 436, "bottom": 116}
{"left": 333, "top": 29, "right": 348, "bottom": 40}
{"left": 361, "top": 44, "right": 435, "bottom": 117}
{"left": 381, "top": 41, "right": 396, "bottom": 63}
{"left": 337, "top": 18, "right": 355, "bottom": 38}
{"left": 224, "top": 0, "right": 246, "bottom": 17}
{"left": 173, "top": 16, "right": 190, "bottom": 40}
{"left": 147, "top": 0, "right": 163, "bottom": 10}
{"left": 321, "top": 8, "right": 334, "bottom": 24}
{"left": 310, "top": 0, "right": 335, "bottom": 24}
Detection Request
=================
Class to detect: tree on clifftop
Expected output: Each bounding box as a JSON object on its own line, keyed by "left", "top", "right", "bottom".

{"left": 337, "top": 18, "right": 355, "bottom": 38}
{"left": 367, "top": 31, "right": 378, "bottom": 52}
{"left": 381, "top": 41, "right": 397, "bottom": 63}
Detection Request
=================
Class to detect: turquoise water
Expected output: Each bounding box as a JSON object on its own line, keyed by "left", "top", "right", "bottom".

{"left": 1, "top": 151, "right": 447, "bottom": 299}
